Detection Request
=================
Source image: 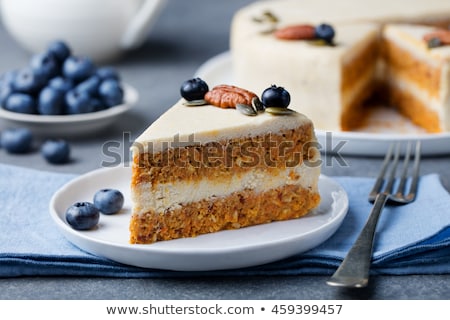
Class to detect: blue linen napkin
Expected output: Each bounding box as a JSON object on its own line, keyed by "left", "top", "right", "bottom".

{"left": 0, "top": 163, "right": 449, "bottom": 277}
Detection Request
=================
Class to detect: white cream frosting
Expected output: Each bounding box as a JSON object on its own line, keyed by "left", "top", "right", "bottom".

{"left": 132, "top": 99, "right": 314, "bottom": 154}
{"left": 132, "top": 159, "right": 320, "bottom": 215}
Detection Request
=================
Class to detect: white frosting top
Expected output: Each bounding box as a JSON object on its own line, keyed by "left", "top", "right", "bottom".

{"left": 132, "top": 99, "right": 313, "bottom": 154}
{"left": 232, "top": 0, "right": 450, "bottom": 29}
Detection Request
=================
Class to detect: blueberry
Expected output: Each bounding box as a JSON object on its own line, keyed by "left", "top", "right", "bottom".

{"left": 261, "top": 85, "right": 291, "bottom": 108}
{"left": 47, "top": 40, "right": 71, "bottom": 63}
{"left": 0, "top": 70, "right": 18, "bottom": 87}
{"left": 93, "top": 189, "right": 124, "bottom": 215}
{"left": 48, "top": 76, "right": 74, "bottom": 93}
{"left": 98, "top": 79, "right": 124, "bottom": 107}
{"left": 315, "top": 23, "right": 335, "bottom": 43}
{"left": 0, "top": 83, "right": 13, "bottom": 106}
{"left": 65, "top": 202, "right": 100, "bottom": 230}
{"left": 63, "top": 56, "right": 95, "bottom": 83}
{"left": 96, "top": 66, "right": 120, "bottom": 81}
{"left": 12, "top": 68, "right": 46, "bottom": 94}
{"left": 5, "top": 93, "right": 37, "bottom": 114}
{"left": 30, "top": 52, "right": 59, "bottom": 80}
{"left": 0, "top": 127, "right": 33, "bottom": 154}
{"left": 180, "top": 78, "right": 209, "bottom": 101}
{"left": 91, "top": 97, "right": 107, "bottom": 112}
{"left": 65, "top": 90, "right": 96, "bottom": 114}
{"left": 41, "top": 139, "right": 70, "bottom": 164}
{"left": 38, "top": 86, "right": 65, "bottom": 115}
{"left": 76, "top": 75, "right": 101, "bottom": 96}
{"left": 427, "top": 37, "right": 442, "bottom": 49}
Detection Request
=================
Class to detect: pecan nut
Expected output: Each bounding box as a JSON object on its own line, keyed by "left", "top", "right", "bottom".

{"left": 274, "top": 24, "right": 316, "bottom": 40}
{"left": 423, "top": 29, "right": 450, "bottom": 45}
{"left": 204, "top": 85, "right": 257, "bottom": 109}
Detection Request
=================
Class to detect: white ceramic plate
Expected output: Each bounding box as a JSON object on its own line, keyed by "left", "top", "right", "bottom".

{"left": 49, "top": 165, "right": 348, "bottom": 271}
{"left": 195, "top": 52, "right": 450, "bottom": 156}
{"left": 0, "top": 83, "right": 138, "bottom": 137}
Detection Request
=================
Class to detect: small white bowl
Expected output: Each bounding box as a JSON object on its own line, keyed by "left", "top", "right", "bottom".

{"left": 0, "top": 83, "right": 138, "bottom": 137}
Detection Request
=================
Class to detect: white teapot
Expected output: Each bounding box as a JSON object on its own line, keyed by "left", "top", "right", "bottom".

{"left": 0, "top": 0, "right": 166, "bottom": 62}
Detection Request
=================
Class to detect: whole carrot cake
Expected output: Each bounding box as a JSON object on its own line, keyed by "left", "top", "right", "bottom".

{"left": 230, "top": 0, "right": 450, "bottom": 132}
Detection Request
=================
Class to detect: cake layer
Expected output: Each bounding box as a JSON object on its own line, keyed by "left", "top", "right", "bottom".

{"left": 132, "top": 161, "right": 320, "bottom": 215}
{"left": 340, "top": 75, "right": 375, "bottom": 131}
{"left": 341, "top": 38, "right": 379, "bottom": 93}
{"left": 130, "top": 183, "right": 321, "bottom": 244}
{"left": 387, "top": 80, "right": 442, "bottom": 132}
{"left": 132, "top": 125, "right": 317, "bottom": 187}
{"left": 383, "top": 39, "right": 441, "bottom": 98}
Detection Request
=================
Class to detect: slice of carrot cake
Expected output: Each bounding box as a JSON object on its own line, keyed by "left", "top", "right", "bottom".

{"left": 130, "top": 81, "right": 321, "bottom": 244}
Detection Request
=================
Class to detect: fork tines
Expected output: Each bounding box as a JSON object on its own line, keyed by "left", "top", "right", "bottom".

{"left": 369, "top": 141, "right": 421, "bottom": 203}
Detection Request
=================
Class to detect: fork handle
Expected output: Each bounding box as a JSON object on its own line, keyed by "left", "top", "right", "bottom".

{"left": 327, "top": 193, "right": 389, "bottom": 288}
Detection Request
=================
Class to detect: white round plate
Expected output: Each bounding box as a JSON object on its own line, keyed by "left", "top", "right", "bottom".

{"left": 49, "top": 165, "right": 348, "bottom": 271}
{"left": 195, "top": 52, "right": 450, "bottom": 156}
{"left": 0, "top": 83, "right": 138, "bottom": 137}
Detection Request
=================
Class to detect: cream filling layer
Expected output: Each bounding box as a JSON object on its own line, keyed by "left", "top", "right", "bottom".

{"left": 387, "top": 73, "right": 450, "bottom": 130}
{"left": 132, "top": 162, "right": 321, "bottom": 215}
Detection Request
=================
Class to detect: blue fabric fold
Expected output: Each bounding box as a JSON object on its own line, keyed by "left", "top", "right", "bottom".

{"left": 0, "top": 163, "right": 449, "bottom": 278}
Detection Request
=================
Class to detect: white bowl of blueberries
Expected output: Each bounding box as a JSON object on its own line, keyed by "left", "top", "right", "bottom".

{"left": 0, "top": 40, "right": 138, "bottom": 137}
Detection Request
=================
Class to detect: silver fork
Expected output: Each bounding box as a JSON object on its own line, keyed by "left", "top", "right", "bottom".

{"left": 327, "top": 141, "right": 421, "bottom": 288}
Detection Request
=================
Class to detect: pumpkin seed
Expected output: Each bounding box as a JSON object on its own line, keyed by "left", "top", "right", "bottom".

{"left": 265, "top": 107, "right": 296, "bottom": 115}
{"left": 252, "top": 17, "right": 265, "bottom": 23}
{"left": 253, "top": 10, "right": 278, "bottom": 35}
{"left": 252, "top": 97, "right": 265, "bottom": 112}
{"left": 308, "top": 39, "right": 336, "bottom": 47}
{"left": 182, "top": 99, "right": 207, "bottom": 107}
{"left": 253, "top": 10, "right": 279, "bottom": 24}
{"left": 236, "top": 103, "right": 257, "bottom": 116}
{"left": 262, "top": 11, "right": 279, "bottom": 23}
